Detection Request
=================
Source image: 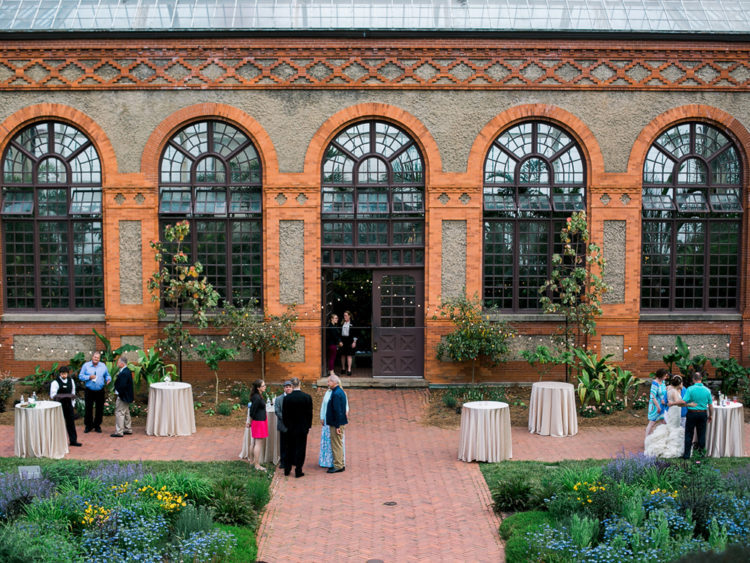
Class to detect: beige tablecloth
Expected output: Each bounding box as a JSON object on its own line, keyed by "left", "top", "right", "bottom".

{"left": 146, "top": 382, "right": 196, "bottom": 437}
{"left": 528, "top": 381, "right": 578, "bottom": 437}
{"left": 458, "top": 401, "right": 512, "bottom": 462}
{"left": 240, "top": 404, "right": 280, "bottom": 464}
{"left": 14, "top": 400, "right": 69, "bottom": 459}
{"left": 706, "top": 402, "right": 744, "bottom": 457}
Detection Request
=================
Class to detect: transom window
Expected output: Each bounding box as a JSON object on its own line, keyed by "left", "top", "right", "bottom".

{"left": 483, "top": 121, "right": 585, "bottom": 311}
{"left": 321, "top": 121, "right": 425, "bottom": 268}
{"left": 159, "top": 120, "right": 262, "bottom": 306}
{"left": 641, "top": 122, "right": 742, "bottom": 311}
{"left": 1, "top": 121, "right": 103, "bottom": 311}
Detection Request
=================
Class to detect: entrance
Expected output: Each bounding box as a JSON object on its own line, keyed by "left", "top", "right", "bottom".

{"left": 323, "top": 268, "right": 424, "bottom": 378}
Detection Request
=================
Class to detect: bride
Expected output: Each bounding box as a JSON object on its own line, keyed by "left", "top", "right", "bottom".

{"left": 644, "top": 375, "right": 687, "bottom": 458}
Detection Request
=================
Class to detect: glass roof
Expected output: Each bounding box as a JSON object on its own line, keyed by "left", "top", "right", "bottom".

{"left": 0, "top": 0, "right": 748, "bottom": 34}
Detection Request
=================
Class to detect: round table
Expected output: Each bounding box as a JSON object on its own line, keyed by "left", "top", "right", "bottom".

{"left": 146, "top": 382, "right": 197, "bottom": 436}
{"left": 458, "top": 401, "right": 512, "bottom": 462}
{"left": 528, "top": 381, "right": 578, "bottom": 437}
{"left": 706, "top": 402, "right": 744, "bottom": 457}
{"left": 14, "top": 400, "right": 69, "bottom": 459}
{"left": 240, "top": 403, "right": 280, "bottom": 464}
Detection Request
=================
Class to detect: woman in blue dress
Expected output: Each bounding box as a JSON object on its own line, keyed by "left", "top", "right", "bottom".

{"left": 319, "top": 379, "right": 349, "bottom": 468}
{"left": 645, "top": 368, "right": 669, "bottom": 439}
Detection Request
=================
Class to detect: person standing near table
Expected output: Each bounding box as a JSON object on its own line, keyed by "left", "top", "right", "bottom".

{"left": 681, "top": 371, "right": 714, "bottom": 459}
{"left": 274, "top": 380, "right": 293, "bottom": 469}
{"left": 339, "top": 310, "right": 358, "bottom": 376}
{"left": 326, "top": 374, "right": 348, "bottom": 473}
{"left": 111, "top": 356, "right": 134, "bottom": 438}
{"left": 79, "top": 351, "right": 111, "bottom": 434}
{"left": 282, "top": 377, "right": 313, "bottom": 478}
{"left": 247, "top": 379, "right": 268, "bottom": 472}
{"left": 50, "top": 366, "right": 82, "bottom": 447}
{"left": 645, "top": 368, "right": 669, "bottom": 438}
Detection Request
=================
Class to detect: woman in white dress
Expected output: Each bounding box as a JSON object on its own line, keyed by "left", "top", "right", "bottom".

{"left": 644, "top": 375, "right": 687, "bottom": 458}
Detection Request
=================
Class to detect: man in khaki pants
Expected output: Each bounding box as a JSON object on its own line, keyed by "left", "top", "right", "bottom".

{"left": 111, "top": 356, "right": 134, "bottom": 438}
{"left": 325, "top": 374, "right": 348, "bottom": 473}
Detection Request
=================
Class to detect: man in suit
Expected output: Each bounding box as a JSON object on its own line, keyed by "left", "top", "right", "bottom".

{"left": 681, "top": 371, "right": 714, "bottom": 459}
{"left": 326, "top": 374, "right": 348, "bottom": 474}
{"left": 79, "top": 351, "right": 111, "bottom": 433}
{"left": 274, "top": 380, "right": 293, "bottom": 469}
{"left": 111, "top": 355, "right": 134, "bottom": 438}
{"left": 281, "top": 377, "right": 313, "bottom": 478}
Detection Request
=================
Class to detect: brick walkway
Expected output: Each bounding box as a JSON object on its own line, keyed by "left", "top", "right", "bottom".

{"left": 1, "top": 390, "right": 748, "bottom": 562}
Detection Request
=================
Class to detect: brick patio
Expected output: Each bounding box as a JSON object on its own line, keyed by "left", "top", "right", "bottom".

{"left": 1, "top": 389, "right": 747, "bottom": 562}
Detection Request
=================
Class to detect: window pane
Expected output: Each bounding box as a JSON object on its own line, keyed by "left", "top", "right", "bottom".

{"left": 709, "top": 188, "right": 742, "bottom": 212}
{"left": 161, "top": 144, "right": 192, "bottom": 184}
{"left": 358, "top": 157, "right": 388, "bottom": 184}
{"left": 551, "top": 146, "right": 584, "bottom": 184}
{"left": 485, "top": 145, "right": 515, "bottom": 184}
{"left": 392, "top": 221, "right": 424, "bottom": 245}
{"left": 552, "top": 187, "right": 584, "bottom": 211}
{"left": 3, "top": 222, "right": 36, "bottom": 309}
{"left": 53, "top": 123, "right": 88, "bottom": 158}
{"left": 38, "top": 189, "right": 67, "bottom": 216}
{"left": 3, "top": 145, "right": 33, "bottom": 184}
{"left": 1, "top": 189, "right": 34, "bottom": 215}
{"left": 39, "top": 221, "right": 69, "bottom": 308}
{"left": 322, "top": 187, "right": 354, "bottom": 214}
{"left": 392, "top": 145, "right": 423, "bottom": 183}
{"left": 73, "top": 221, "right": 104, "bottom": 309}
{"left": 657, "top": 123, "right": 691, "bottom": 158}
{"left": 483, "top": 221, "right": 514, "bottom": 310}
{"left": 194, "top": 188, "right": 227, "bottom": 215}
{"left": 674, "top": 221, "right": 705, "bottom": 309}
{"left": 708, "top": 222, "right": 739, "bottom": 309}
{"left": 18, "top": 123, "right": 48, "bottom": 158}
{"left": 537, "top": 123, "right": 571, "bottom": 158}
{"left": 694, "top": 123, "right": 729, "bottom": 158}
{"left": 196, "top": 221, "right": 227, "bottom": 299}
{"left": 644, "top": 146, "right": 675, "bottom": 184}
{"left": 159, "top": 187, "right": 192, "bottom": 214}
{"left": 519, "top": 158, "right": 549, "bottom": 184}
{"left": 70, "top": 188, "right": 102, "bottom": 215}
{"left": 711, "top": 147, "right": 741, "bottom": 185}
{"left": 677, "top": 158, "right": 707, "bottom": 184}
{"left": 38, "top": 156, "right": 67, "bottom": 184}
{"left": 517, "top": 222, "right": 549, "bottom": 310}
{"left": 357, "top": 190, "right": 389, "bottom": 215}
{"left": 231, "top": 220, "right": 262, "bottom": 304}
{"left": 322, "top": 221, "right": 353, "bottom": 245}
{"left": 196, "top": 156, "right": 226, "bottom": 183}
{"left": 392, "top": 187, "right": 424, "bottom": 214}
{"left": 229, "top": 187, "right": 261, "bottom": 215}
{"left": 484, "top": 186, "right": 515, "bottom": 211}
{"left": 322, "top": 146, "right": 354, "bottom": 184}
{"left": 642, "top": 187, "right": 675, "bottom": 210}
{"left": 334, "top": 122, "right": 370, "bottom": 158}
{"left": 518, "top": 187, "right": 551, "bottom": 211}
{"left": 70, "top": 145, "right": 102, "bottom": 184}
{"left": 229, "top": 146, "right": 261, "bottom": 184}
{"left": 213, "top": 122, "right": 249, "bottom": 157}
{"left": 498, "top": 123, "right": 533, "bottom": 159}
{"left": 171, "top": 122, "right": 208, "bottom": 157}
{"left": 675, "top": 188, "right": 708, "bottom": 212}
{"left": 641, "top": 220, "right": 672, "bottom": 310}
{"left": 358, "top": 222, "right": 388, "bottom": 245}
{"left": 374, "top": 122, "right": 410, "bottom": 158}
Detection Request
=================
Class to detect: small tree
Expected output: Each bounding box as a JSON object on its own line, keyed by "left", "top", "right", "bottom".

{"left": 147, "top": 221, "right": 221, "bottom": 379}
{"left": 222, "top": 301, "right": 300, "bottom": 380}
{"left": 195, "top": 341, "right": 238, "bottom": 405}
{"left": 537, "top": 211, "right": 608, "bottom": 382}
{"left": 435, "top": 293, "right": 516, "bottom": 384}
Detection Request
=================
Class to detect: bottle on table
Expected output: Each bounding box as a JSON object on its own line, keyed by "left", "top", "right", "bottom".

{"left": 30, "top": 391, "right": 37, "bottom": 405}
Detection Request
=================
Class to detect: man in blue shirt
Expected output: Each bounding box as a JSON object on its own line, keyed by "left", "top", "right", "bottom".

{"left": 79, "top": 351, "right": 111, "bottom": 433}
{"left": 681, "top": 371, "right": 714, "bottom": 459}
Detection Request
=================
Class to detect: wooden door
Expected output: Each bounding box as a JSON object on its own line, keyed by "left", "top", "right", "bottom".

{"left": 372, "top": 270, "right": 424, "bottom": 377}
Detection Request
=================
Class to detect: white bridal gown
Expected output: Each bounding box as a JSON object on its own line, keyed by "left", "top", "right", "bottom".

{"left": 644, "top": 404, "right": 685, "bottom": 458}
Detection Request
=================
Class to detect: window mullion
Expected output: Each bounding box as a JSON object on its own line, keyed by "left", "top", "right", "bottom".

{"left": 68, "top": 213, "right": 75, "bottom": 311}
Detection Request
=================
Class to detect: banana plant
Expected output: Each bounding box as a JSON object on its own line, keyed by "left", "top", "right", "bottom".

{"left": 130, "top": 347, "right": 178, "bottom": 390}
{"left": 574, "top": 348, "right": 614, "bottom": 407}
{"left": 615, "top": 366, "right": 641, "bottom": 407}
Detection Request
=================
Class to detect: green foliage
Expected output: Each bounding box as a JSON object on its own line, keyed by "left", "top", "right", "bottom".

{"left": 633, "top": 393, "right": 649, "bottom": 410}
{"left": 570, "top": 513, "right": 599, "bottom": 548}
{"left": 22, "top": 362, "right": 59, "bottom": 393}
{"left": 434, "top": 293, "right": 516, "bottom": 383}
{"left": 68, "top": 352, "right": 86, "bottom": 376}
{"left": 499, "top": 511, "right": 555, "bottom": 563}
{"left": 574, "top": 349, "right": 614, "bottom": 407}
{"left": 492, "top": 474, "right": 541, "bottom": 513}
{"left": 0, "top": 372, "right": 15, "bottom": 413}
{"left": 221, "top": 301, "right": 300, "bottom": 380}
{"left": 92, "top": 328, "right": 139, "bottom": 364}
{"left": 615, "top": 366, "right": 642, "bottom": 407}
{"left": 442, "top": 385, "right": 507, "bottom": 406}
{"left": 708, "top": 520, "right": 728, "bottom": 552}
{"left": 662, "top": 336, "right": 708, "bottom": 378}
{"left": 710, "top": 357, "right": 750, "bottom": 397}
{"left": 42, "top": 459, "right": 89, "bottom": 487}
{"left": 195, "top": 341, "right": 238, "bottom": 405}
{"left": 216, "top": 523, "right": 257, "bottom": 563}
{"left": 140, "top": 471, "right": 214, "bottom": 506}
{"left": 442, "top": 393, "right": 457, "bottom": 409}
{"left": 0, "top": 520, "right": 81, "bottom": 563}
{"left": 217, "top": 402, "right": 232, "bottom": 416}
{"left": 173, "top": 503, "right": 215, "bottom": 538}
{"left": 148, "top": 220, "right": 221, "bottom": 376}
{"left": 130, "top": 347, "right": 178, "bottom": 388}
{"left": 521, "top": 345, "right": 570, "bottom": 381}
{"left": 209, "top": 477, "right": 258, "bottom": 526}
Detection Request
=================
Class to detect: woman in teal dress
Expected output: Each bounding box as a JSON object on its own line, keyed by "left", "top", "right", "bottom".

{"left": 645, "top": 368, "right": 669, "bottom": 439}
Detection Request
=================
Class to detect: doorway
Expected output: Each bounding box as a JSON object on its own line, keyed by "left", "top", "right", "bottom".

{"left": 323, "top": 268, "right": 424, "bottom": 378}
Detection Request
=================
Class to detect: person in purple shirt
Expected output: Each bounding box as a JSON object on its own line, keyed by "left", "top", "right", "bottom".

{"left": 78, "top": 351, "right": 111, "bottom": 433}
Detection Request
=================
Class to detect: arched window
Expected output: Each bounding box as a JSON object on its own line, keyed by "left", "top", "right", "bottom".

{"left": 1, "top": 121, "right": 103, "bottom": 311}
{"left": 321, "top": 121, "right": 424, "bottom": 267}
{"left": 483, "top": 121, "right": 585, "bottom": 311}
{"left": 159, "top": 120, "right": 262, "bottom": 305}
{"left": 641, "top": 122, "right": 742, "bottom": 311}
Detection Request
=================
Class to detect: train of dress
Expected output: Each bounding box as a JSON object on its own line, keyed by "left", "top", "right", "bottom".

{"left": 644, "top": 406, "right": 684, "bottom": 458}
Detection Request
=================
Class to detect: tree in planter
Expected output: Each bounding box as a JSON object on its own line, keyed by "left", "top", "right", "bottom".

{"left": 530, "top": 211, "right": 609, "bottom": 382}
{"left": 222, "top": 301, "right": 300, "bottom": 380}
{"left": 434, "top": 293, "right": 516, "bottom": 384}
{"left": 195, "top": 341, "right": 238, "bottom": 405}
{"left": 147, "top": 221, "right": 221, "bottom": 379}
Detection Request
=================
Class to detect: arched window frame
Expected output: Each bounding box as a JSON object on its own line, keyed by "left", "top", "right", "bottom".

{"left": 1, "top": 121, "right": 104, "bottom": 311}
{"left": 321, "top": 120, "right": 425, "bottom": 268}
{"left": 641, "top": 121, "right": 743, "bottom": 312}
{"left": 483, "top": 121, "right": 586, "bottom": 311}
{"left": 158, "top": 120, "right": 263, "bottom": 306}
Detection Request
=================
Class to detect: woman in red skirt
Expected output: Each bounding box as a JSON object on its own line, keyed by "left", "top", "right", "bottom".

{"left": 247, "top": 379, "right": 268, "bottom": 471}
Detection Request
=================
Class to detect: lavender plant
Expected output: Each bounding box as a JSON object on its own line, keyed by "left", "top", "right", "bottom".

{"left": 0, "top": 472, "right": 55, "bottom": 518}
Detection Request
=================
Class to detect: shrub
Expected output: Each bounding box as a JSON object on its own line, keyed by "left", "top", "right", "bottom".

{"left": 632, "top": 393, "right": 649, "bottom": 410}
{"left": 141, "top": 470, "right": 214, "bottom": 506}
{"left": 602, "top": 451, "right": 670, "bottom": 486}
{"left": 43, "top": 459, "right": 89, "bottom": 487}
{"left": 174, "top": 503, "right": 215, "bottom": 537}
{"left": 0, "top": 373, "right": 15, "bottom": 413}
{"left": 498, "top": 511, "right": 555, "bottom": 563}
{"left": 675, "top": 543, "right": 750, "bottom": 562}
{"left": 210, "top": 477, "right": 257, "bottom": 526}
{"left": 130, "top": 402, "right": 144, "bottom": 417}
{"left": 570, "top": 513, "right": 599, "bottom": 548}
{"left": 23, "top": 494, "right": 86, "bottom": 531}
{"left": 492, "top": 474, "right": 540, "bottom": 513}
{"left": 0, "top": 472, "right": 56, "bottom": 519}
{"left": 80, "top": 508, "right": 169, "bottom": 563}
{"left": 0, "top": 520, "right": 81, "bottom": 563}
{"left": 579, "top": 405, "right": 597, "bottom": 418}
{"left": 442, "top": 393, "right": 457, "bottom": 409}
{"left": 245, "top": 477, "right": 271, "bottom": 512}
{"left": 217, "top": 401, "right": 232, "bottom": 416}
{"left": 677, "top": 463, "right": 723, "bottom": 539}
{"left": 87, "top": 461, "right": 145, "bottom": 487}
{"left": 723, "top": 465, "right": 750, "bottom": 495}
{"left": 170, "top": 528, "right": 237, "bottom": 562}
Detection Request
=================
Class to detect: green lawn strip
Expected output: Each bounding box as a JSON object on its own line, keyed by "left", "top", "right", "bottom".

{"left": 216, "top": 523, "right": 258, "bottom": 562}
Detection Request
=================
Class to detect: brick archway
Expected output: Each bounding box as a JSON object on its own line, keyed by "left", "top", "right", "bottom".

{"left": 141, "top": 104, "right": 279, "bottom": 184}
{"left": 303, "top": 103, "right": 442, "bottom": 185}
{"left": 0, "top": 104, "right": 118, "bottom": 184}
{"left": 468, "top": 104, "right": 606, "bottom": 186}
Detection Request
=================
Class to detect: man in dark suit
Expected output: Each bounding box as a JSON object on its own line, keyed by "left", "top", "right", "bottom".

{"left": 281, "top": 377, "right": 313, "bottom": 478}
{"left": 111, "top": 355, "right": 134, "bottom": 438}
{"left": 274, "top": 380, "right": 293, "bottom": 469}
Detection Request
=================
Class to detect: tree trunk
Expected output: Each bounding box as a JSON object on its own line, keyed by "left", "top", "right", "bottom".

{"left": 214, "top": 370, "right": 219, "bottom": 405}
{"left": 261, "top": 351, "right": 266, "bottom": 381}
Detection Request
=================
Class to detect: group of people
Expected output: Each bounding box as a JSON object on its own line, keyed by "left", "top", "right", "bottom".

{"left": 325, "top": 311, "right": 358, "bottom": 376}
{"left": 644, "top": 368, "right": 714, "bottom": 459}
{"left": 49, "top": 351, "right": 135, "bottom": 447}
{"left": 246, "top": 374, "right": 348, "bottom": 476}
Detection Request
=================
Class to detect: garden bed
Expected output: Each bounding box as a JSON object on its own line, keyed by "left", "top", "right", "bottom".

{"left": 0, "top": 458, "right": 271, "bottom": 562}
